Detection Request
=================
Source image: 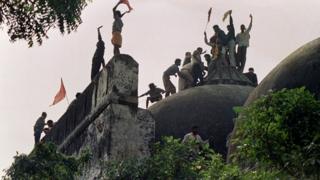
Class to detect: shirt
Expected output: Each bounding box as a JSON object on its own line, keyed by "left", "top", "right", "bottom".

{"left": 226, "top": 16, "right": 235, "bottom": 42}
{"left": 147, "top": 88, "right": 165, "bottom": 98}
{"left": 112, "top": 15, "right": 123, "bottom": 33}
{"left": 34, "top": 116, "right": 45, "bottom": 134}
{"left": 236, "top": 21, "right": 252, "bottom": 47}
{"left": 182, "top": 133, "right": 204, "bottom": 144}
{"left": 244, "top": 72, "right": 258, "bottom": 86}
{"left": 163, "top": 64, "right": 179, "bottom": 76}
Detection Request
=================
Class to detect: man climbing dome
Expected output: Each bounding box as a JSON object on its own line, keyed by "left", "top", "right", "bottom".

{"left": 112, "top": 1, "right": 131, "bottom": 55}
{"left": 91, "top": 26, "right": 105, "bottom": 81}
{"left": 179, "top": 59, "right": 195, "bottom": 91}
{"left": 163, "top": 59, "right": 182, "bottom": 97}
{"left": 192, "top": 48, "right": 206, "bottom": 86}
{"left": 182, "top": 52, "right": 192, "bottom": 66}
{"left": 139, "top": 83, "right": 165, "bottom": 108}
{"left": 236, "top": 14, "right": 253, "bottom": 72}
{"left": 33, "top": 112, "right": 47, "bottom": 145}
{"left": 243, "top": 67, "right": 258, "bottom": 86}
{"left": 204, "top": 32, "right": 219, "bottom": 60}
{"left": 225, "top": 10, "right": 236, "bottom": 68}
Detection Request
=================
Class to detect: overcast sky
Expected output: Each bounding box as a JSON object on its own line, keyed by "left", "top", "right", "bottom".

{"left": 0, "top": 0, "right": 319, "bottom": 174}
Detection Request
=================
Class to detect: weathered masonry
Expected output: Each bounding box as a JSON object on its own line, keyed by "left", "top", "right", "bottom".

{"left": 44, "top": 55, "right": 155, "bottom": 179}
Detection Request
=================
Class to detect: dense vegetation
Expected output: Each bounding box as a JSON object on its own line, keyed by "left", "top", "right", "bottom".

{"left": 103, "top": 137, "right": 288, "bottom": 179}
{"left": 0, "top": 0, "right": 89, "bottom": 46}
{"left": 232, "top": 87, "right": 320, "bottom": 179}
{"left": 3, "top": 143, "right": 90, "bottom": 180}
{"left": 4, "top": 88, "right": 319, "bottom": 179}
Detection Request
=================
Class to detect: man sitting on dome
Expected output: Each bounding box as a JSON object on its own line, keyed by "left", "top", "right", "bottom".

{"left": 182, "top": 52, "right": 192, "bottom": 66}
{"left": 139, "top": 83, "right": 165, "bottom": 108}
{"left": 243, "top": 67, "right": 258, "bottom": 86}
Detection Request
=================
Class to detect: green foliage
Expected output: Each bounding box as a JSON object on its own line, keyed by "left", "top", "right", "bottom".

{"left": 0, "top": 0, "right": 89, "bottom": 46}
{"left": 103, "top": 137, "right": 289, "bottom": 180}
{"left": 232, "top": 87, "right": 320, "bottom": 178}
{"left": 3, "top": 143, "right": 90, "bottom": 180}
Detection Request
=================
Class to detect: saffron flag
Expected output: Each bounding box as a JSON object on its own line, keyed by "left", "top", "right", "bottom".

{"left": 207, "top": 7, "right": 212, "bottom": 23}
{"left": 51, "top": 78, "right": 66, "bottom": 106}
{"left": 223, "top": 10, "right": 232, "bottom": 22}
{"left": 120, "top": 0, "right": 133, "bottom": 11}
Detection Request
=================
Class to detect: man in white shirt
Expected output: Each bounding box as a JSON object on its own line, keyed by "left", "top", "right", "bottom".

{"left": 236, "top": 14, "right": 253, "bottom": 72}
{"left": 182, "top": 126, "right": 205, "bottom": 144}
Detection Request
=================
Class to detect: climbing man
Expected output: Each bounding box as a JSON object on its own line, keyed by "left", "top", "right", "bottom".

{"left": 226, "top": 10, "right": 236, "bottom": 68}
{"left": 33, "top": 112, "right": 47, "bottom": 145}
{"left": 91, "top": 26, "right": 105, "bottom": 81}
{"left": 213, "top": 25, "right": 228, "bottom": 58}
{"left": 163, "top": 59, "right": 182, "bottom": 97}
{"left": 243, "top": 67, "right": 258, "bottom": 86}
{"left": 112, "top": 1, "right": 130, "bottom": 55}
{"left": 192, "top": 48, "right": 206, "bottom": 86}
{"left": 182, "top": 52, "right": 192, "bottom": 66}
{"left": 236, "top": 14, "right": 253, "bottom": 72}
{"left": 139, "top": 83, "right": 165, "bottom": 108}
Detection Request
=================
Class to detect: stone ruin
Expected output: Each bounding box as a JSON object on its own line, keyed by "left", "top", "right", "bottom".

{"left": 44, "top": 54, "right": 154, "bottom": 179}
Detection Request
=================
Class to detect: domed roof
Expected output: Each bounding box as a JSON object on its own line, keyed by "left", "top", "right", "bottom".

{"left": 148, "top": 84, "right": 254, "bottom": 157}
{"left": 245, "top": 37, "right": 320, "bottom": 104}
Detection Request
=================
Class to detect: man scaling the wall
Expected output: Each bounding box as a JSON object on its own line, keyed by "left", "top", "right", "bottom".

{"left": 91, "top": 26, "right": 105, "bottom": 81}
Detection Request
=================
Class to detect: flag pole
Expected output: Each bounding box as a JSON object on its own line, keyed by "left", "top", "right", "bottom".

{"left": 63, "top": 78, "right": 70, "bottom": 106}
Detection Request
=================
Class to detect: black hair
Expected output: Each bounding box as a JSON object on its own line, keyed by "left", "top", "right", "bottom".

{"left": 175, "top": 58, "right": 181, "bottom": 64}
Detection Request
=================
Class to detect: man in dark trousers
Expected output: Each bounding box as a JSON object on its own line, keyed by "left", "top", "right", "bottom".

{"left": 226, "top": 10, "right": 236, "bottom": 68}
{"left": 91, "top": 26, "right": 105, "bottom": 81}
{"left": 244, "top": 67, "right": 258, "bottom": 86}
{"left": 33, "top": 112, "right": 47, "bottom": 145}
{"left": 236, "top": 14, "right": 253, "bottom": 72}
{"left": 163, "top": 59, "right": 182, "bottom": 97}
{"left": 139, "top": 83, "right": 165, "bottom": 108}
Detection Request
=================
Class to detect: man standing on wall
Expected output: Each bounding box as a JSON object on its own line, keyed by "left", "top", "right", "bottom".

{"left": 91, "top": 26, "right": 105, "bottom": 81}
{"left": 111, "top": 1, "right": 131, "bottom": 55}
{"left": 33, "top": 112, "right": 47, "bottom": 145}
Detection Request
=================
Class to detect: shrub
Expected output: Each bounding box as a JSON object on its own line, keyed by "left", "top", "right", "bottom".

{"left": 3, "top": 143, "right": 90, "bottom": 180}
{"left": 232, "top": 87, "right": 320, "bottom": 178}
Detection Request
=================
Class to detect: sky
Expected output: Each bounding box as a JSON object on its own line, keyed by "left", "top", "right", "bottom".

{"left": 1, "top": 0, "right": 320, "bottom": 174}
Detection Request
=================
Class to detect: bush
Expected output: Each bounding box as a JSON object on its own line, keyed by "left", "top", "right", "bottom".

{"left": 103, "top": 137, "right": 289, "bottom": 180}
{"left": 232, "top": 87, "right": 320, "bottom": 178}
{"left": 3, "top": 143, "right": 90, "bottom": 180}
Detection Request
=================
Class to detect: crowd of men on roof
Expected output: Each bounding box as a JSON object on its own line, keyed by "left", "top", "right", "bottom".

{"left": 33, "top": 1, "right": 258, "bottom": 145}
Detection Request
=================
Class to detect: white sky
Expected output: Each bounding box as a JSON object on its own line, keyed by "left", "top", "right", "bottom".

{"left": 0, "top": 0, "right": 320, "bottom": 174}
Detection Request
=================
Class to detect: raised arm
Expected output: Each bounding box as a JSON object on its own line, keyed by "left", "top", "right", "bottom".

{"left": 113, "top": 2, "right": 121, "bottom": 13}
{"left": 204, "top": 32, "right": 214, "bottom": 46}
{"left": 97, "top": 26, "right": 103, "bottom": 41}
{"left": 229, "top": 11, "right": 233, "bottom": 26}
{"left": 246, "top": 14, "right": 253, "bottom": 33}
{"left": 120, "top": 10, "right": 130, "bottom": 18}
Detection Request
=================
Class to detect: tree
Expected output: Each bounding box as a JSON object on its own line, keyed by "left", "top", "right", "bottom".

{"left": 0, "top": 0, "right": 89, "bottom": 47}
{"left": 3, "top": 143, "right": 90, "bottom": 179}
{"left": 232, "top": 87, "right": 320, "bottom": 179}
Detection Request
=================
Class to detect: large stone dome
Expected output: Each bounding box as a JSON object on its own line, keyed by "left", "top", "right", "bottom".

{"left": 245, "top": 37, "right": 320, "bottom": 103}
{"left": 148, "top": 84, "right": 254, "bottom": 157}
